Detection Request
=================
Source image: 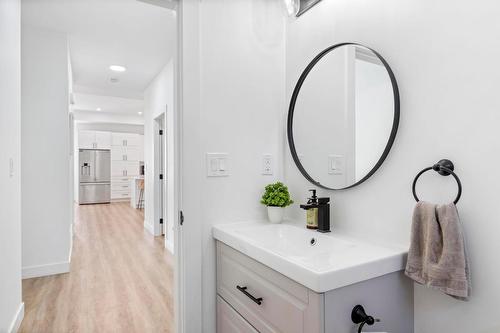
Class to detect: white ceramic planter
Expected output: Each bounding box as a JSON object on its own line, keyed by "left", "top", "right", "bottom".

{"left": 267, "top": 206, "right": 285, "bottom": 224}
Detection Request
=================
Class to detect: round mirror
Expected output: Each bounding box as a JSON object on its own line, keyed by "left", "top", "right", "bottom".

{"left": 288, "top": 43, "right": 400, "bottom": 190}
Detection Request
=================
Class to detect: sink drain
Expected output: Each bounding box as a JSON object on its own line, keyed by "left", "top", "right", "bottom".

{"left": 310, "top": 238, "right": 316, "bottom": 246}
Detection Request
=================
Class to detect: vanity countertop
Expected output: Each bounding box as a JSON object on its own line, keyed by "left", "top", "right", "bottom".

{"left": 212, "top": 220, "right": 407, "bottom": 293}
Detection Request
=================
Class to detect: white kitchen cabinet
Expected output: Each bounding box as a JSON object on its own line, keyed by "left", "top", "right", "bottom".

{"left": 112, "top": 161, "right": 127, "bottom": 177}
{"left": 126, "top": 161, "right": 140, "bottom": 176}
{"left": 126, "top": 147, "right": 141, "bottom": 161}
{"left": 78, "top": 130, "right": 96, "bottom": 149}
{"left": 126, "top": 134, "right": 141, "bottom": 147}
{"left": 111, "top": 176, "right": 131, "bottom": 200}
{"left": 111, "top": 146, "right": 127, "bottom": 161}
{"left": 78, "top": 130, "right": 111, "bottom": 149}
{"left": 110, "top": 132, "right": 143, "bottom": 201}
{"left": 94, "top": 131, "right": 111, "bottom": 149}
{"left": 111, "top": 146, "right": 141, "bottom": 161}
{"left": 111, "top": 133, "right": 141, "bottom": 147}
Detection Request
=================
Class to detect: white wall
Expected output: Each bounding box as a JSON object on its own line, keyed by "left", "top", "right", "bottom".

{"left": 0, "top": 0, "right": 23, "bottom": 331}
{"left": 72, "top": 110, "right": 144, "bottom": 125}
{"left": 76, "top": 122, "right": 144, "bottom": 135}
{"left": 143, "top": 61, "right": 173, "bottom": 239}
{"left": 284, "top": 0, "right": 500, "bottom": 332}
{"left": 21, "top": 25, "right": 72, "bottom": 278}
{"left": 180, "top": 1, "right": 286, "bottom": 332}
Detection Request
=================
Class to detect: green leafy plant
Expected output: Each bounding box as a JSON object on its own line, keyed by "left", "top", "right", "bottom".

{"left": 260, "top": 182, "right": 294, "bottom": 207}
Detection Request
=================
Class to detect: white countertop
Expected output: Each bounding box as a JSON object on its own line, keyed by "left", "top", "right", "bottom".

{"left": 212, "top": 220, "right": 407, "bottom": 293}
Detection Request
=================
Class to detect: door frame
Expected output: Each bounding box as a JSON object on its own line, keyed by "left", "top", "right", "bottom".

{"left": 175, "top": 1, "right": 203, "bottom": 332}
{"left": 153, "top": 112, "right": 166, "bottom": 237}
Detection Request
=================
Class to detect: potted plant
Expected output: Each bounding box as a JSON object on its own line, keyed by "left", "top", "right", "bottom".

{"left": 260, "top": 182, "right": 294, "bottom": 223}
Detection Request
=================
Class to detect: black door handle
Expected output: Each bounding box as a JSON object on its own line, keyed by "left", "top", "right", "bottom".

{"left": 236, "top": 285, "right": 263, "bottom": 305}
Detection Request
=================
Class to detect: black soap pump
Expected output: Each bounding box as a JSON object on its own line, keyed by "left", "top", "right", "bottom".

{"left": 300, "top": 189, "right": 319, "bottom": 230}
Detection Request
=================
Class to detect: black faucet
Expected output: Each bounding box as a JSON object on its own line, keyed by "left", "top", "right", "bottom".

{"left": 317, "top": 196, "right": 330, "bottom": 233}
{"left": 300, "top": 189, "right": 331, "bottom": 233}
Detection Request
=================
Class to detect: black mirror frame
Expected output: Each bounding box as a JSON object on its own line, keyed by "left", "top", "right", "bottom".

{"left": 287, "top": 42, "right": 400, "bottom": 190}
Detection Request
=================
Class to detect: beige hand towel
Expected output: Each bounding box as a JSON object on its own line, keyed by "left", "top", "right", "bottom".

{"left": 405, "top": 201, "right": 470, "bottom": 300}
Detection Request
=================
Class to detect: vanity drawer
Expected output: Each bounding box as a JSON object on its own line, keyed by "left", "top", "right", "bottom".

{"left": 217, "top": 242, "right": 323, "bottom": 333}
{"left": 217, "top": 295, "right": 258, "bottom": 333}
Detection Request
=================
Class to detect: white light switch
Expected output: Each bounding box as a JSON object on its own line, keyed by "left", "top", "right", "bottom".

{"left": 206, "top": 153, "right": 230, "bottom": 177}
{"left": 262, "top": 154, "right": 273, "bottom": 175}
{"left": 210, "top": 158, "right": 218, "bottom": 172}
{"left": 328, "top": 154, "right": 344, "bottom": 175}
{"left": 219, "top": 158, "right": 226, "bottom": 171}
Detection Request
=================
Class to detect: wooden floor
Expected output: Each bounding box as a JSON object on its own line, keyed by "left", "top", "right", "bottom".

{"left": 20, "top": 202, "right": 174, "bottom": 333}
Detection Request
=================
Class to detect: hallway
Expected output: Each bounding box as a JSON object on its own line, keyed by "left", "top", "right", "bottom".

{"left": 19, "top": 202, "right": 174, "bottom": 333}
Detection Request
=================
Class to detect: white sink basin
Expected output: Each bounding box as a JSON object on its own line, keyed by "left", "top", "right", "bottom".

{"left": 212, "top": 220, "right": 407, "bottom": 293}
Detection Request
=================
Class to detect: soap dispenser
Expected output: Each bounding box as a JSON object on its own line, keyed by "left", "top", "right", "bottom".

{"left": 300, "top": 189, "right": 319, "bottom": 230}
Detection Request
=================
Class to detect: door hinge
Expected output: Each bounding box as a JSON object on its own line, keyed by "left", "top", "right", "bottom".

{"left": 159, "top": 218, "right": 164, "bottom": 225}
{"left": 159, "top": 174, "right": 163, "bottom": 180}
{"left": 179, "top": 211, "right": 184, "bottom": 226}
{"left": 159, "top": 129, "right": 164, "bottom": 135}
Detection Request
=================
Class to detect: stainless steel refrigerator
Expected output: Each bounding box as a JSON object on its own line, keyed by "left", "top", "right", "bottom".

{"left": 79, "top": 149, "right": 111, "bottom": 204}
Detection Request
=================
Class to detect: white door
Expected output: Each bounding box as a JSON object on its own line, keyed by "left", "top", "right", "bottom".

{"left": 79, "top": 130, "right": 95, "bottom": 149}
{"left": 95, "top": 131, "right": 112, "bottom": 149}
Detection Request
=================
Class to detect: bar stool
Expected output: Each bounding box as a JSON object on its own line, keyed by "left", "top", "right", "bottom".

{"left": 137, "top": 179, "right": 145, "bottom": 209}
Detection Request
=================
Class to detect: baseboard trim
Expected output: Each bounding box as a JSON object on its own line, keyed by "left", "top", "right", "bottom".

{"left": 8, "top": 302, "right": 24, "bottom": 333}
{"left": 22, "top": 261, "right": 70, "bottom": 279}
{"left": 166, "top": 239, "right": 174, "bottom": 255}
{"left": 144, "top": 220, "right": 155, "bottom": 235}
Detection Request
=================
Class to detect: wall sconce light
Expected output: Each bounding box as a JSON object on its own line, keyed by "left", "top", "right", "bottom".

{"left": 284, "top": 0, "right": 300, "bottom": 16}
{"left": 284, "top": 0, "right": 324, "bottom": 17}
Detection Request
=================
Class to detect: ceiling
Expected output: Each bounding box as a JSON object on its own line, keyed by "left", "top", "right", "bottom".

{"left": 22, "top": 0, "right": 176, "bottom": 103}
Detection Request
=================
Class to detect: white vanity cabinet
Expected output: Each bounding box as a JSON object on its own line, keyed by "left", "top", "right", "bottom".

{"left": 216, "top": 241, "right": 414, "bottom": 333}
{"left": 217, "top": 242, "right": 323, "bottom": 333}
{"left": 218, "top": 295, "right": 258, "bottom": 333}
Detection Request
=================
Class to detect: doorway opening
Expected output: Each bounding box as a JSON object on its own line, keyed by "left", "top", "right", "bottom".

{"left": 19, "top": 0, "right": 181, "bottom": 332}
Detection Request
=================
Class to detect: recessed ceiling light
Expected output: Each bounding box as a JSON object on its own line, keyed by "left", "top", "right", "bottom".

{"left": 138, "top": 111, "right": 143, "bottom": 115}
{"left": 109, "top": 65, "right": 127, "bottom": 72}
{"left": 96, "top": 107, "right": 102, "bottom": 111}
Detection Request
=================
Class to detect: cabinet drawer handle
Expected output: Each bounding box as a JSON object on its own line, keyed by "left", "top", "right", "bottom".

{"left": 236, "top": 285, "right": 263, "bottom": 305}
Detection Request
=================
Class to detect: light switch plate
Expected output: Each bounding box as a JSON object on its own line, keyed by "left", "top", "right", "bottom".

{"left": 262, "top": 154, "right": 273, "bottom": 175}
{"left": 328, "top": 154, "right": 344, "bottom": 175}
{"left": 206, "top": 153, "right": 230, "bottom": 177}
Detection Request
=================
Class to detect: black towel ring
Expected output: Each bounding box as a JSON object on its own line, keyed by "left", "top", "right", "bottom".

{"left": 412, "top": 159, "right": 462, "bottom": 205}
